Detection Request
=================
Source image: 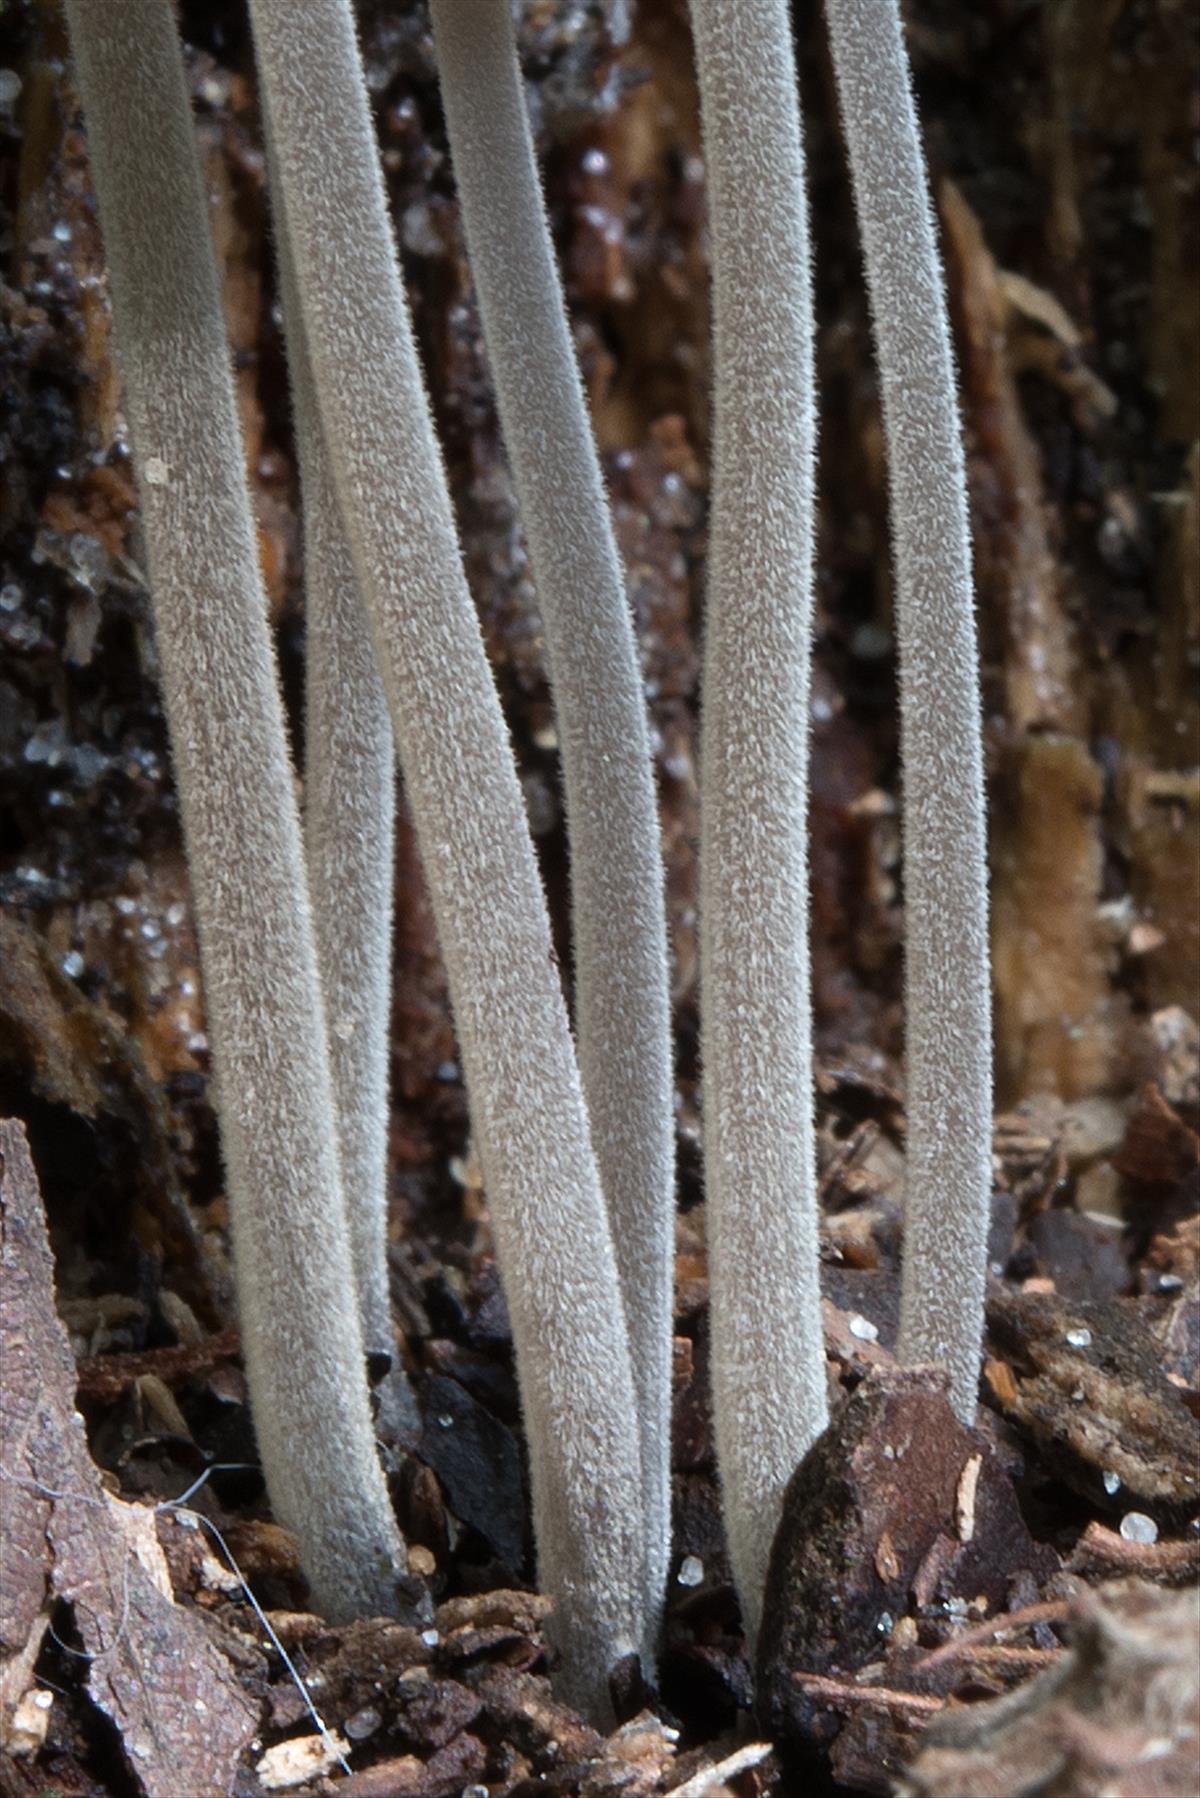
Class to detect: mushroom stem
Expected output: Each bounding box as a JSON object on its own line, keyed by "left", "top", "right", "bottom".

{"left": 825, "top": 0, "right": 992, "bottom": 1423}
{"left": 248, "top": 0, "right": 647, "bottom": 1715}
{"left": 268, "top": 133, "right": 400, "bottom": 1387}
{"left": 689, "top": 0, "right": 828, "bottom": 1639}
{"left": 430, "top": 0, "right": 675, "bottom": 1656}
{"left": 62, "top": 0, "right": 406, "bottom": 1618}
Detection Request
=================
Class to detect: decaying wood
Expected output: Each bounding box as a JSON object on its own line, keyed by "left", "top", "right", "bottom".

{"left": 0, "top": 1118, "right": 259, "bottom": 1794}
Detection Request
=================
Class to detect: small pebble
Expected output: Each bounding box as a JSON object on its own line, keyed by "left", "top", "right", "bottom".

{"left": 1065, "top": 1328, "right": 1092, "bottom": 1348}
{"left": 1119, "top": 1511, "right": 1158, "bottom": 1544}
{"left": 848, "top": 1313, "right": 879, "bottom": 1341}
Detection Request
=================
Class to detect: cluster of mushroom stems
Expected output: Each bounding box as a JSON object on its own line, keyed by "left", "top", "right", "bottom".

{"left": 64, "top": 0, "right": 990, "bottom": 1722}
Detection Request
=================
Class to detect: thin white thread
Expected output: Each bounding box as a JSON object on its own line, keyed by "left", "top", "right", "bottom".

{"left": 2, "top": 1460, "right": 350, "bottom": 1776}
{"left": 157, "top": 1474, "right": 352, "bottom": 1776}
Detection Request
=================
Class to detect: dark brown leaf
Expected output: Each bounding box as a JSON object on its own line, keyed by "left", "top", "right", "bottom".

{"left": 756, "top": 1365, "right": 1055, "bottom": 1769}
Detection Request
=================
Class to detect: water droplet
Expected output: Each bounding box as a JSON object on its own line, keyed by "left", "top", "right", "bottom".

{"left": 401, "top": 202, "right": 442, "bottom": 258}
{"left": 1065, "top": 1328, "right": 1092, "bottom": 1348}
{"left": 677, "top": 1554, "right": 704, "bottom": 1588}
{"left": 344, "top": 1706, "right": 381, "bottom": 1742}
{"left": 63, "top": 530, "right": 109, "bottom": 593}
{"left": 1119, "top": 1512, "right": 1158, "bottom": 1544}
{"left": 848, "top": 1314, "right": 879, "bottom": 1341}
{"left": 1103, "top": 1471, "right": 1120, "bottom": 1495}
{"left": 73, "top": 742, "right": 109, "bottom": 783}
{"left": 24, "top": 720, "right": 66, "bottom": 766}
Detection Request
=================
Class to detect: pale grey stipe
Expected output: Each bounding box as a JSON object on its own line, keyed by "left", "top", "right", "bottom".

{"left": 430, "top": 0, "right": 676, "bottom": 1664}
{"left": 248, "top": 0, "right": 648, "bottom": 1719}
{"left": 62, "top": 0, "right": 406, "bottom": 1620}
{"left": 689, "top": 0, "right": 829, "bottom": 1642}
{"left": 826, "top": 0, "right": 993, "bottom": 1424}
{"left": 266, "top": 131, "right": 398, "bottom": 1377}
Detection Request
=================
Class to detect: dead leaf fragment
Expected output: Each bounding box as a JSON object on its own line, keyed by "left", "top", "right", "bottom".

{"left": 670, "top": 1740, "right": 773, "bottom": 1796}
{"left": 985, "top": 1291, "right": 1199, "bottom": 1510}
{"left": 757, "top": 1365, "right": 1055, "bottom": 1771}
{"left": 898, "top": 1582, "right": 1200, "bottom": 1797}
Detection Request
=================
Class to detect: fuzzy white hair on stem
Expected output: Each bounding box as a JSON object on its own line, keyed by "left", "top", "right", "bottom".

{"left": 429, "top": 0, "right": 676, "bottom": 1661}
{"left": 825, "top": 0, "right": 993, "bottom": 1425}
{"left": 266, "top": 126, "right": 400, "bottom": 1392}
{"left": 689, "top": 0, "right": 829, "bottom": 1642}
{"left": 248, "top": 0, "right": 648, "bottom": 1719}
{"left": 62, "top": 0, "right": 407, "bottom": 1621}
